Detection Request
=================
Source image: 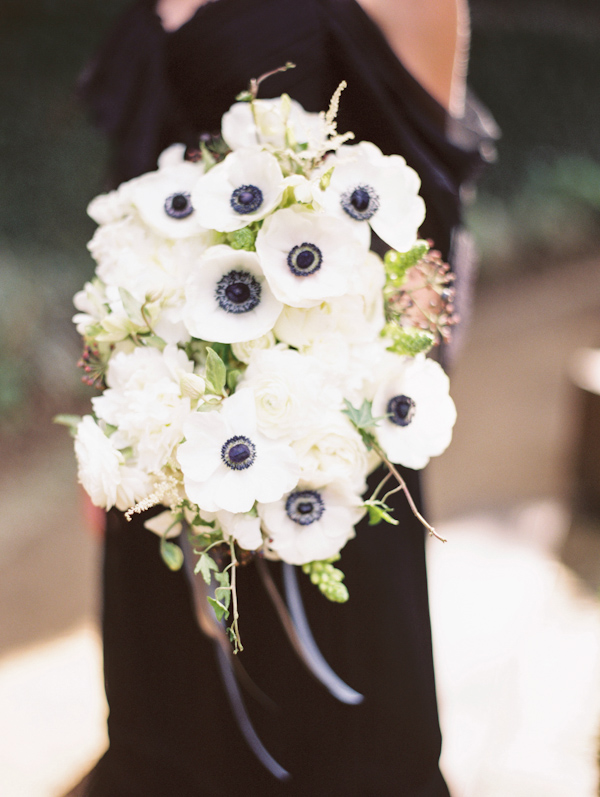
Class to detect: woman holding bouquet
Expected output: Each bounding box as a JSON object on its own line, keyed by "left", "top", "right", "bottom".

{"left": 68, "top": 1, "right": 493, "bottom": 794}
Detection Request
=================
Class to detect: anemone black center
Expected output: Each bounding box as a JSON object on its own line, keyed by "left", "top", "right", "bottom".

{"left": 221, "top": 435, "right": 256, "bottom": 471}
{"left": 350, "top": 188, "right": 370, "bottom": 212}
{"left": 340, "top": 184, "right": 380, "bottom": 221}
{"left": 287, "top": 242, "right": 322, "bottom": 277}
{"left": 387, "top": 394, "right": 416, "bottom": 427}
{"left": 215, "top": 270, "right": 261, "bottom": 314}
{"left": 228, "top": 443, "right": 251, "bottom": 464}
{"left": 164, "top": 191, "right": 194, "bottom": 219}
{"left": 285, "top": 490, "right": 326, "bottom": 525}
{"left": 225, "top": 282, "right": 251, "bottom": 304}
{"left": 230, "top": 184, "right": 263, "bottom": 214}
{"left": 295, "top": 250, "right": 315, "bottom": 270}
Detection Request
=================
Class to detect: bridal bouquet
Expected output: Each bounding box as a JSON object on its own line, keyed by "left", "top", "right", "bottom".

{"left": 62, "top": 71, "right": 457, "bottom": 650}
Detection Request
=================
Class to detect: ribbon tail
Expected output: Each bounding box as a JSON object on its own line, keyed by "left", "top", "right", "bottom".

{"left": 279, "top": 561, "right": 364, "bottom": 705}
{"left": 180, "top": 533, "right": 290, "bottom": 782}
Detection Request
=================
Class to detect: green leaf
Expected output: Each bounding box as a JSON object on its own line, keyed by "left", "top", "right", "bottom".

{"left": 160, "top": 537, "right": 184, "bottom": 571}
{"left": 195, "top": 553, "right": 218, "bottom": 584}
{"left": 140, "top": 334, "right": 167, "bottom": 351}
{"left": 226, "top": 369, "right": 241, "bottom": 392}
{"left": 207, "top": 596, "right": 230, "bottom": 621}
{"left": 384, "top": 325, "right": 435, "bottom": 356}
{"left": 205, "top": 348, "right": 227, "bottom": 395}
{"left": 235, "top": 90, "right": 253, "bottom": 102}
{"left": 118, "top": 287, "right": 145, "bottom": 325}
{"left": 215, "top": 586, "right": 231, "bottom": 610}
{"left": 53, "top": 414, "right": 81, "bottom": 435}
{"left": 342, "top": 399, "right": 377, "bottom": 430}
{"left": 364, "top": 500, "right": 399, "bottom": 526}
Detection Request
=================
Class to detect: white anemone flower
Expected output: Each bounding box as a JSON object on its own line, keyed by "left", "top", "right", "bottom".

{"left": 177, "top": 388, "right": 300, "bottom": 514}
{"left": 371, "top": 354, "right": 456, "bottom": 470}
{"left": 258, "top": 481, "right": 364, "bottom": 565}
{"left": 183, "top": 245, "right": 283, "bottom": 343}
{"left": 191, "top": 148, "right": 285, "bottom": 232}
{"left": 320, "top": 141, "right": 426, "bottom": 253}
{"left": 222, "top": 97, "right": 327, "bottom": 151}
{"left": 255, "top": 206, "right": 368, "bottom": 308}
{"left": 123, "top": 144, "right": 207, "bottom": 239}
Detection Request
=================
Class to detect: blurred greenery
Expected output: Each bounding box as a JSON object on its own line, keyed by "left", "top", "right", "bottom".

{"left": 467, "top": 7, "right": 600, "bottom": 273}
{"left": 1, "top": 0, "right": 599, "bottom": 430}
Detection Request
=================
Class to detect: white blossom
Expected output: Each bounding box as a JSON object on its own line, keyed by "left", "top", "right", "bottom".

{"left": 182, "top": 245, "right": 283, "bottom": 343}
{"left": 191, "top": 148, "right": 285, "bottom": 232}
{"left": 258, "top": 481, "right": 364, "bottom": 565}
{"left": 177, "top": 388, "right": 300, "bottom": 514}
{"left": 371, "top": 354, "right": 456, "bottom": 469}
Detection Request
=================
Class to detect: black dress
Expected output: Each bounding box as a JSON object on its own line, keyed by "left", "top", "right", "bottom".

{"left": 76, "top": 2, "right": 493, "bottom": 795}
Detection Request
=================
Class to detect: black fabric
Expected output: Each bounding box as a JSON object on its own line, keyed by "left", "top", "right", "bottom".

{"left": 76, "top": 1, "right": 494, "bottom": 794}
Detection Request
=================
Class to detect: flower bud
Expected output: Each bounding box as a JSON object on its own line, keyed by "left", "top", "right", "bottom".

{"left": 180, "top": 372, "right": 206, "bottom": 399}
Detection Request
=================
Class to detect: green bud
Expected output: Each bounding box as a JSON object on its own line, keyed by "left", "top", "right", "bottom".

{"left": 228, "top": 226, "right": 257, "bottom": 251}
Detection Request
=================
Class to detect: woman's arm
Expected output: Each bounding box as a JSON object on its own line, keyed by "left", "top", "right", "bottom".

{"left": 356, "top": 0, "right": 470, "bottom": 117}
{"left": 155, "top": 0, "right": 212, "bottom": 31}
{"left": 156, "top": 0, "right": 470, "bottom": 117}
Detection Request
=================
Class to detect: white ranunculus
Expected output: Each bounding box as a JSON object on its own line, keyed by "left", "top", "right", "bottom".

{"left": 222, "top": 97, "right": 327, "bottom": 152}
{"left": 92, "top": 345, "right": 194, "bottom": 474}
{"left": 239, "top": 347, "right": 339, "bottom": 442}
{"left": 74, "top": 416, "right": 151, "bottom": 510}
{"left": 177, "top": 388, "right": 300, "bottom": 514}
{"left": 320, "top": 141, "right": 426, "bottom": 253}
{"left": 258, "top": 481, "right": 364, "bottom": 565}
{"left": 192, "top": 148, "right": 285, "bottom": 232}
{"left": 89, "top": 218, "right": 212, "bottom": 309}
{"left": 87, "top": 185, "right": 132, "bottom": 226}
{"left": 231, "top": 330, "right": 277, "bottom": 364}
{"left": 183, "top": 245, "right": 283, "bottom": 343}
{"left": 74, "top": 416, "right": 123, "bottom": 508}
{"left": 292, "top": 415, "right": 370, "bottom": 493}
{"left": 255, "top": 205, "right": 368, "bottom": 308}
{"left": 371, "top": 354, "right": 456, "bottom": 470}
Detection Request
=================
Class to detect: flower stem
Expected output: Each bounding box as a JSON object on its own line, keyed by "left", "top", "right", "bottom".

{"left": 229, "top": 542, "right": 243, "bottom": 653}
{"left": 373, "top": 443, "right": 447, "bottom": 543}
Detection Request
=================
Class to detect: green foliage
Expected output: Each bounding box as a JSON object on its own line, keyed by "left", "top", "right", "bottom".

{"left": 342, "top": 398, "right": 378, "bottom": 430}
{"left": 53, "top": 414, "right": 81, "bottom": 436}
{"left": 302, "top": 558, "right": 349, "bottom": 603}
{"left": 363, "top": 499, "right": 399, "bottom": 526}
{"left": 160, "top": 536, "right": 184, "bottom": 571}
{"left": 204, "top": 348, "right": 227, "bottom": 395}
{"left": 227, "top": 226, "right": 258, "bottom": 251}
{"left": 384, "top": 242, "right": 429, "bottom": 287}
{"left": 226, "top": 369, "right": 241, "bottom": 392}
{"left": 384, "top": 325, "right": 435, "bottom": 356}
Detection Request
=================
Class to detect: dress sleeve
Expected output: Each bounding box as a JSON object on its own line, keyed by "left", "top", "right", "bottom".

{"left": 78, "top": 0, "right": 182, "bottom": 185}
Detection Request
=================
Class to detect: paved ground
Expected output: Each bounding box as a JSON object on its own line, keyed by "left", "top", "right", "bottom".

{"left": 1, "top": 256, "right": 600, "bottom": 796}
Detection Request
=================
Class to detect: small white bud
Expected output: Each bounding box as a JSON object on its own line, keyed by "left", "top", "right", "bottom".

{"left": 180, "top": 372, "right": 206, "bottom": 399}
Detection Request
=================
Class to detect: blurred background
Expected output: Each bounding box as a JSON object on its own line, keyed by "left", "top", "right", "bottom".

{"left": 1, "top": 0, "right": 600, "bottom": 794}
